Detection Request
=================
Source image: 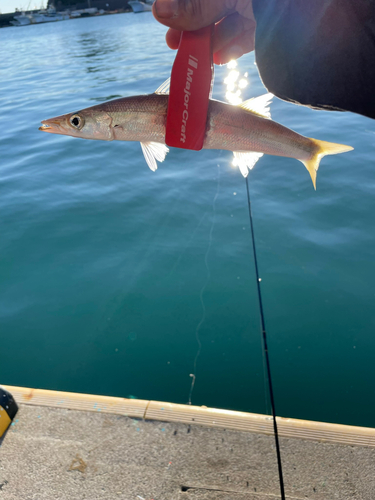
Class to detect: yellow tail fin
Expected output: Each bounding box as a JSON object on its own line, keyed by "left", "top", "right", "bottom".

{"left": 301, "top": 139, "right": 353, "bottom": 190}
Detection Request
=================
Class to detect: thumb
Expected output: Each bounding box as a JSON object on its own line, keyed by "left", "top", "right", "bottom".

{"left": 152, "top": 0, "right": 235, "bottom": 31}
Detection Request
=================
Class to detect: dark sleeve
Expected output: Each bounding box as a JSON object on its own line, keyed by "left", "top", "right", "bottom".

{"left": 252, "top": 0, "right": 375, "bottom": 119}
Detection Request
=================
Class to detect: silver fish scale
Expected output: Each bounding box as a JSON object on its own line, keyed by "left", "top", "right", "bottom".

{"left": 204, "top": 100, "right": 313, "bottom": 161}
{"left": 40, "top": 92, "right": 352, "bottom": 187}
{"left": 96, "top": 94, "right": 168, "bottom": 144}
{"left": 87, "top": 94, "right": 313, "bottom": 160}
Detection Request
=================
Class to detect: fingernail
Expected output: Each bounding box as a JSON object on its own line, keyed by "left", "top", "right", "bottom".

{"left": 154, "top": 0, "right": 178, "bottom": 19}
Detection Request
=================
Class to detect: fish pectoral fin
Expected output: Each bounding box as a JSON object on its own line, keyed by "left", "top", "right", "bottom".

{"left": 239, "top": 93, "right": 273, "bottom": 119}
{"left": 302, "top": 139, "right": 354, "bottom": 190}
{"left": 155, "top": 78, "right": 171, "bottom": 95}
{"left": 233, "top": 151, "right": 264, "bottom": 177}
{"left": 140, "top": 142, "right": 169, "bottom": 172}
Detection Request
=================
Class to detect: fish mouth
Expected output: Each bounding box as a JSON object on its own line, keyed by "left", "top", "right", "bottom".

{"left": 39, "top": 123, "right": 51, "bottom": 131}
{"left": 39, "top": 119, "right": 65, "bottom": 134}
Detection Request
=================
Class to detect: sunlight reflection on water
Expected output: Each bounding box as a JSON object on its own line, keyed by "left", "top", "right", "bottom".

{"left": 224, "top": 60, "right": 247, "bottom": 105}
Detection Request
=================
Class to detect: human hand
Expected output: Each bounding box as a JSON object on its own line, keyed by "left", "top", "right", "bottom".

{"left": 152, "top": 0, "right": 256, "bottom": 65}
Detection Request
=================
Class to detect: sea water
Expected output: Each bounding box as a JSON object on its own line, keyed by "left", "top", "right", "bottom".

{"left": 1, "top": 13, "right": 374, "bottom": 427}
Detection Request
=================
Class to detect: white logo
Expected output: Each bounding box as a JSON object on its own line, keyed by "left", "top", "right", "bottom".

{"left": 180, "top": 55, "right": 198, "bottom": 144}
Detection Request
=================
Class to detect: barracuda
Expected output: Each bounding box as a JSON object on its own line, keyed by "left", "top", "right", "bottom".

{"left": 39, "top": 81, "right": 353, "bottom": 189}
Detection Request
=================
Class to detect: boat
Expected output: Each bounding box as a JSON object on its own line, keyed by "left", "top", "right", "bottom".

{"left": 128, "top": 0, "right": 154, "bottom": 13}
{"left": 29, "top": 7, "right": 69, "bottom": 23}
{"left": 10, "top": 12, "right": 31, "bottom": 26}
{"left": 10, "top": 6, "right": 70, "bottom": 25}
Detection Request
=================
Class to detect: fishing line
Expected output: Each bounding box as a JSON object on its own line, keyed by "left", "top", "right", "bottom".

{"left": 167, "top": 210, "right": 210, "bottom": 279}
{"left": 245, "top": 176, "right": 286, "bottom": 500}
{"left": 188, "top": 165, "right": 221, "bottom": 405}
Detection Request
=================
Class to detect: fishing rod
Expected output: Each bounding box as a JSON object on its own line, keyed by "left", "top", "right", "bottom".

{"left": 245, "top": 176, "right": 285, "bottom": 500}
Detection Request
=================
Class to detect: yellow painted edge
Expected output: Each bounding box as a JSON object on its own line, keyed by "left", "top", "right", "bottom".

{"left": 3, "top": 385, "right": 375, "bottom": 448}
{"left": 0, "top": 406, "right": 12, "bottom": 437}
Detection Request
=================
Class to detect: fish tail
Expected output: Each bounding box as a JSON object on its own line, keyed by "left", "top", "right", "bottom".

{"left": 301, "top": 139, "right": 353, "bottom": 190}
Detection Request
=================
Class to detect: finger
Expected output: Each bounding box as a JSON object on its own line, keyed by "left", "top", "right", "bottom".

{"left": 213, "top": 30, "right": 255, "bottom": 65}
{"left": 165, "top": 13, "right": 256, "bottom": 52}
{"left": 153, "top": 0, "right": 235, "bottom": 31}
{"left": 165, "top": 28, "right": 182, "bottom": 49}
{"left": 213, "top": 12, "right": 255, "bottom": 53}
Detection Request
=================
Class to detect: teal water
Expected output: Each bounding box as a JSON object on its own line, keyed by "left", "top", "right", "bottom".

{"left": 1, "top": 13, "right": 375, "bottom": 428}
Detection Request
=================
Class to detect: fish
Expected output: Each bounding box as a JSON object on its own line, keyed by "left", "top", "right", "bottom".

{"left": 39, "top": 80, "right": 353, "bottom": 189}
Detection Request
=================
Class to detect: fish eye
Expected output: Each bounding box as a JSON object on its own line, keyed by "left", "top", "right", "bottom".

{"left": 69, "top": 114, "right": 84, "bottom": 130}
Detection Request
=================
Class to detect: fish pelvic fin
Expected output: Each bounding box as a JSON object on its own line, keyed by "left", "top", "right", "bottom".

{"left": 233, "top": 151, "right": 264, "bottom": 177}
{"left": 141, "top": 142, "right": 169, "bottom": 171}
{"left": 302, "top": 139, "right": 354, "bottom": 190}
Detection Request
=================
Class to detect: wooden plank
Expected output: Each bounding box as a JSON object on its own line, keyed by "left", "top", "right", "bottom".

{"left": 146, "top": 400, "right": 375, "bottom": 447}
{"left": 2, "top": 385, "right": 148, "bottom": 419}
{"left": 3, "top": 385, "right": 375, "bottom": 447}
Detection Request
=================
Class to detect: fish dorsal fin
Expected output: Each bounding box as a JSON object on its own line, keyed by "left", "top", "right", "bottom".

{"left": 239, "top": 93, "right": 273, "bottom": 119}
{"left": 155, "top": 78, "right": 170, "bottom": 95}
{"left": 233, "top": 151, "right": 264, "bottom": 177}
{"left": 140, "top": 142, "right": 169, "bottom": 171}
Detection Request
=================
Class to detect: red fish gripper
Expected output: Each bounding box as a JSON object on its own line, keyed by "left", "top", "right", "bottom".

{"left": 165, "top": 25, "right": 214, "bottom": 151}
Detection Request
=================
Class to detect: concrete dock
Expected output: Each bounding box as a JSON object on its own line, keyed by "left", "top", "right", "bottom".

{"left": 1, "top": 385, "right": 374, "bottom": 500}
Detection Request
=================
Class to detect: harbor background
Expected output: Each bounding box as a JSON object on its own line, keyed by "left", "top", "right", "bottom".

{"left": 0, "top": 0, "right": 137, "bottom": 27}
{"left": 1, "top": 12, "right": 374, "bottom": 429}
